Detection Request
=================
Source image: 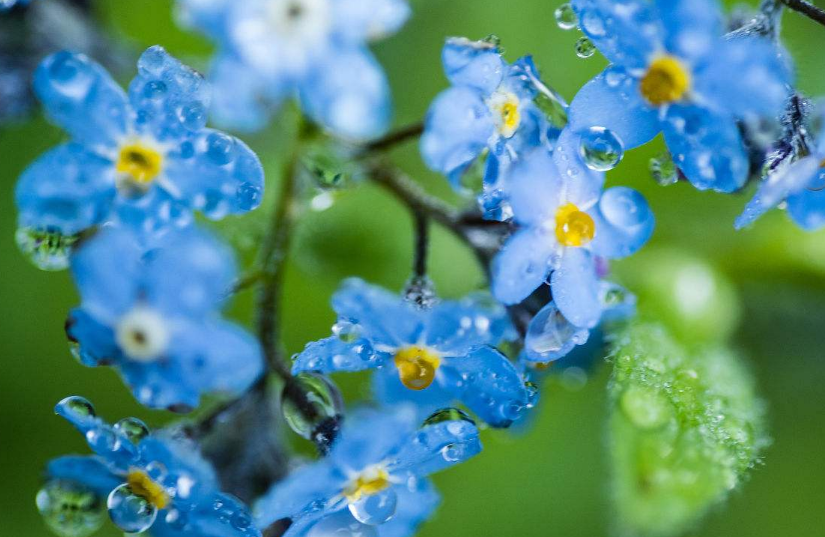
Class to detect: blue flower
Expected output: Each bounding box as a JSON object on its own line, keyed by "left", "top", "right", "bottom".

{"left": 491, "top": 132, "right": 654, "bottom": 329}
{"left": 176, "top": 0, "right": 409, "bottom": 139}
{"left": 15, "top": 46, "right": 264, "bottom": 240}
{"left": 421, "top": 37, "right": 562, "bottom": 219}
{"left": 292, "top": 278, "right": 529, "bottom": 427}
{"left": 255, "top": 407, "right": 477, "bottom": 536}
{"left": 567, "top": 0, "right": 791, "bottom": 193}
{"left": 45, "top": 396, "right": 260, "bottom": 537}
{"left": 65, "top": 226, "right": 263, "bottom": 410}
{"left": 736, "top": 125, "right": 825, "bottom": 230}
{"left": 0, "top": 0, "right": 30, "bottom": 10}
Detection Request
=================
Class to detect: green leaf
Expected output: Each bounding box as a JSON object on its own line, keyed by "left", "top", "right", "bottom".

{"left": 608, "top": 322, "right": 768, "bottom": 537}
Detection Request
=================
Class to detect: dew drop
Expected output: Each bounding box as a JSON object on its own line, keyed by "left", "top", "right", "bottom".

{"left": 332, "top": 318, "right": 361, "bottom": 343}
{"left": 574, "top": 36, "right": 596, "bottom": 58}
{"left": 107, "top": 484, "right": 158, "bottom": 533}
{"left": 281, "top": 372, "right": 344, "bottom": 441}
{"left": 554, "top": 3, "right": 578, "bottom": 30}
{"left": 16, "top": 227, "right": 80, "bottom": 271}
{"left": 578, "top": 126, "right": 624, "bottom": 171}
{"left": 620, "top": 386, "right": 672, "bottom": 430}
{"left": 114, "top": 417, "right": 150, "bottom": 444}
{"left": 56, "top": 396, "right": 96, "bottom": 420}
{"left": 177, "top": 102, "right": 206, "bottom": 131}
{"left": 348, "top": 487, "right": 397, "bottom": 525}
{"left": 649, "top": 151, "right": 679, "bottom": 185}
{"left": 142, "top": 80, "right": 167, "bottom": 100}
{"left": 37, "top": 480, "right": 105, "bottom": 537}
{"left": 205, "top": 132, "right": 236, "bottom": 165}
{"left": 422, "top": 407, "right": 475, "bottom": 427}
{"left": 236, "top": 183, "right": 262, "bottom": 211}
{"left": 525, "top": 301, "right": 588, "bottom": 361}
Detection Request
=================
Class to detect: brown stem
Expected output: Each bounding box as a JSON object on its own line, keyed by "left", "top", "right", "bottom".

{"left": 781, "top": 0, "right": 825, "bottom": 26}
{"left": 362, "top": 122, "right": 424, "bottom": 154}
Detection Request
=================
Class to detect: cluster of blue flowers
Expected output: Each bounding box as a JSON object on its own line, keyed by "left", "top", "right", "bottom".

{"left": 9, "top": 0, "right": 818, "bottom": 536}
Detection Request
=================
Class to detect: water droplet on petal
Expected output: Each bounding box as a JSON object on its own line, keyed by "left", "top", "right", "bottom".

{"left": 281, "top": 372, "right": 344, "bottom": 442}
{"left": 580, "top": 10, "right": 606, "bottom": 37}
{"left": 525, "top": 301, "right": 588, "bottom": 362}
{"left": 206, "top": 132, "right": 236, "bottom": 165}
{"left": 107, "top": 484, "right": 158, "bottom": 533}
{"left": 56, "top": 396, "right": 96, "bottom": 419}
{"left": 37, "top": 480, "right": 105, "bottom": 537}
{"left": 554, "top": 3, "right": 578, "bottom": 30}
{"left": 348, "top": 487, "right": 397, "bottom": 525}
{"left": 524, "top": 381, "right": 540, "bottom": 408}
{"left": 332, "top": 318, "right": 361, "bottom": 343}
{"left": 114, "top": 417, "right": 150, "bottom": 445}
{"left": 236, "top": 183, "right": 262, "bottom": 211}
{"left": 16, "top": 227, "right": 80, "bottom": 271}
{"left": 574, "top": 36, "right": 596, "bottom": 58}
{"left": 423, "top": 407, "right": 475, "bottom": 427}
{"left": 307, "top": 514, "right": 379, "bottom": 537}
{"left": 578, "top": 127, "right": 624, "bottom": 171}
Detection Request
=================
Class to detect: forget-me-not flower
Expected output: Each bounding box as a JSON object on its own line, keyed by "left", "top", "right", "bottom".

{"left": 65, "top": 226, "right": 263, "bottom": 411}
{"left": 15, "top": 46, "right": 264, "bottom": 239}
{"left": 292, "top": 278, "right": 529, "bottom": 427}
{"left": 176, "top": 0, "right": 409, "bottom": 139}
{"left": 567, "top": 0, "right": 790, "bottom": 192}
{"left": 491, "top": 129, "right": 654, "bottom": 329}
{"left": 45, "top": 396, "right": 260, "bottom": 536}
{"left": 255, "top": 407, "right": 478, "bottom": 536}
{"left": 421, "top": 37, "right": 562, "bottom": 219}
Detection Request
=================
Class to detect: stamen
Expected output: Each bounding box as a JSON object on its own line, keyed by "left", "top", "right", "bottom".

{"left": 394, "top": 346, "right": 441, "bottom": 390}
{"left": 639, "top": 56, "right": 691, "bottom": 106}
{"left": 344, "top": 467, "right": 391, "bottom": 502}
{"left": 126, "top": 470, "right": 169, "bottom": 510}
{"left": 555, "top": 203, "right": 596, "bottom": 247}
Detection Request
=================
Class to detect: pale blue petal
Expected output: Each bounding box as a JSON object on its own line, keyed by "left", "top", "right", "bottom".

{"left": 522, "top": 300, "right": 590, "bottom": 363}
{"left": 378, "top": 480, "right": 440, "bottom": 537}
{"left": 442, "top": 38, "right": 505, "bottom": 94}
{"left": 508, "top": 149, "right": 562, "bottom": 226}
{"left": 735, "top": 156, "right": 819, "bottom": 229}
{"left": 331, "top": 409, "right": 418, "bottom": 472}
{"left": 34, "top": 51, "right": 128, "bottom": 151}
{"left": 423, "top": 294, "right": 515, "bottom": 354}
{"left": 388, "top": 414, "right": 481, "bottom": 476}
{"left": 491, "top": 228, "right": 556, "bottom": 305}
{"left": 151, "top": 492, "right": 261, "bottom": 537}
{"left": 551, "top": 248, "right": 601, "bottom": 329}
{"left": 254, "top": 461, "right": 344, "bottom": 528}
{"left": 65, "top": 308, "right": 119, "bottom": 367}
{"left": 46, "top": 455, "right": 122, "bottom": 497}
{"left": 333, "top": 0, "right": 410, "bottom": 42}
{"left": 568, "top": 67, "right": 660, "bottom": 150}
{"left": 589, "top": 187, "right": 655, "bottom": 259}
{"left": 552, "top": 127, "right": 605, "bottom": 205}
{"left": 787, "top": 176, "right": 825, "bottom": 231}
{"left": 371, "top": 365, "right": 454, "bottom": 421}
{"left": 655, "top": 0, "right": 722, "bottom": 60}
{"left": 208, "top": 54, "right": 280, "bottom": 132}
{"left": 663, "top": 104, "right": 749, "bottom": 193}
{"left": 292, "top": 336, "right": 387, "bottom": 375}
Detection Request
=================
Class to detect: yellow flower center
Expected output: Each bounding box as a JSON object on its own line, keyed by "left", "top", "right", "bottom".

{"left": 639, "top": 56, "right": 691, "bottom": 106}
{"left": 555, "top": 203, "right": 596, "bottom": 247}
{"left": 489, "top": 91, "right": 521, "bottom": 138}
{"left": 126, "top": 469, "right": 169, "bottom": 510}
{"left": 116, "top": 144, "right": 163, "bottom": 185}
{"left": 344, "top": 467, "right": 391, "bottom": 502}
{"left": 394, "top": 346, "right": 441, "bottom": 390}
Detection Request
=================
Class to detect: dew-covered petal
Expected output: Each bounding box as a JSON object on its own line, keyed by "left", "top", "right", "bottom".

{"left": 70, "top": 227, "right": 142, "bottom": 320}
{"left": 331, "top": 278, "right": 424, "bottom": 348}
{"left": 508, "top": 149, "right": 563, "bottom": 226}
{"left": 589, "top": 186, "right": 655, "bottom": 259}
{"left": 333, "top": 0, "right": 410, "bottom": 42}
{"left": 491, "top": 228, "right": 556, "bottom": 305}
{"left": 735, "top": 156, "right": 820, "bottom": 229}
{"left": 143, "top": 226, "right": 238, "bottom": 317}
{"left": 442, "top": 37, "right": 506, "bottom": 94}
{"left": 331, "top": 408, "right": 418, "bottom": 472}
{"left": 663, "top": 104, "right": 749, "bottom": 193}
{"left": 300, "top": 48, "right": 391, "bottom": 141}
{"left": 151, "top": 492, "right": 261, "bottom": 537}
{"left": 46, "top": 455, "right": 122, "bottom": 497}
{"left": 523, "top": 300, "right": 590, "bottom": 363}
{"left": 571, "top": 0, "right": 663, "bottom": 69}
{"left": 568, "top": 67, "right": 660, "bottom": 150}
{"left": 552, "top": 127, "right": 606, "bottom": 206}
{"left": 444, "top": 345, "right": 530, "bottom": 427}
{"left": 15, "top": 144, "right": 116, "bottom": 235}
{"left": 175, "top": 0, "right": 234, "bottom": 38}
{"left": 379, "top": 480, "right": 440, "bottom": 537}
{"left": 292, "top": 336, "right": 387, "bottom": 375}
{"left": 387, "top": 413, "right": 482, "bottom": 475}
{"left": 372, "top": 365, "right": 454, "bottom": 420}
{"left": 694, "top": 37, "right": 791, "bottom": 118}
{"left": 33, "top": 51, "right": 128, "bottom": 151}
{"left": 113, "top": 186, "right": 194, "bottom": 237}
{"left": 787, "top": 176, "right": 825, "bottom": 231}
{"left": 255, "top": 461, "right": 344, "bottom": 529}
{"left": 65, "top": 308, "right": 120, "bottom": 367}
{"left": 551, "top": 248, "right": 601, "bottom": 329}
{"left": 207, "top": 54, "right": 280, "bottom": 133}
{"left": 54, "top": 399, "right": 139, "bottom": 469}
{"left": 423, "top": 293, "right": 515, "bottom": 354}
{"left": 655, "top": 0, "right": 722, "bottom": 61}
{"left": 138, "top": 435, "right": 219, "bottom": 492}
{"left": 420, "top": 86, "right": 494, "bottom": 185}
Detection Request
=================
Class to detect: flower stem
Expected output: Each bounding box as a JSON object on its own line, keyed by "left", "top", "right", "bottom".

{"left": 362, "top": 121, "right": 424, "bottom": 155}
{"left": 780, "top": 0, "right": 825, "bottom": 26}
{"left": 412, "top": 211, "right": 429, "bottom": 278}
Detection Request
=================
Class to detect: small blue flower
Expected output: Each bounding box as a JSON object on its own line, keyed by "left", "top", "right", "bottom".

{"left": 15, "top": 46, "right": 264, "bottom": 240}
{"left": 568, "top": 0, "right": 791, "bottom": 192}
{"left": 292, "top": 278, "right": 528, "bottom": 427}
{"left": 736, "top": 125, "right": 825, "bottom": 230}
{"left": 0, "top": 0, "right": 30, "bottom": 10}
{"left": 65, "top": 226, "right": 263, "bottom": 410}
{"left": 46, "top": 396, "right": 260, "bottom": 537}
{"left": 255, "top": 407, "right": 477, "bottom": 536}
{"left": 176, "top": 0, "right": 409, "bottom": 139}
{"left": 491, "top": 132, "right": 654, "bottom": 329}
{"left": 421, "top": 37, "right": 561, "bottom": 219}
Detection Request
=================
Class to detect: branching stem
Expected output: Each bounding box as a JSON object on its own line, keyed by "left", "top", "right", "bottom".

{"left": 780, "top": 0, "right": 825, "bottom": 26}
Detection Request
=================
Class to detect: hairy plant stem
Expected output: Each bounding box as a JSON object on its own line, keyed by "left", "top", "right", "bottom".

{"left": 780, "top": 0, "right": 825, "bottom": 26}
{"left": 362, "top": 121, "right": 424, "bottom": 154}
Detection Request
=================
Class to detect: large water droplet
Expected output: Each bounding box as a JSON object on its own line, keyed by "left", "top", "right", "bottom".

{"left": 649, "top": 151, "right": 679, "bottom": 185}
{"left": 107, "top": 484, "right": 158, "bottom": 533}
{"left": 56, "top": 396, "right": 96, "bottom": 420}
{"left": 332, "top": 318, "right": 361, "bottom": 343}
{"left": 423, "top": 407, "right": 475, "bottom": 427}
{"left": 282, "top": 373, "right": 344, "bottom": 441}
{"left": 525, "top": 301, "right": 588, "bottom": 362}
{"left": 554, "top": 3, "right": 578, "bottom": 30}
{"left": 16, "top": 227, "right": 80, "bottom": 271}
{"left": 578, "top": 127, "right": 624, "bottom": 171}
{"left": 37, "top": 480, "right": 105, "bottom": 537}
{"left": 236, "top": 183, "right": 262, "bottom": 211}
{"left": 307, "top": 513, "right": 379, "bottom": 537}
{"left": 206, "top": 132, "right": 236, "bottom": 165}
{"left": 348, "top": 487, "right": 397, "bottom": 525}
{"left": 114, "top": 417, "right": 150, "bottom": 445}
{"left": 574, "top": 36, "right": 596, "bottom": 58}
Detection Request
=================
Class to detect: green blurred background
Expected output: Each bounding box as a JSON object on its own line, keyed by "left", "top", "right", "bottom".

{"left": 2, "top": 0, "right": 825, "bottom": 535}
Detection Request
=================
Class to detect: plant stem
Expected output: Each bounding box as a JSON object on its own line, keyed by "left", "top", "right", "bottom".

{"left": 412, "top": 212, "right": 429, "bottom": 278}
{"left": 362, "top": 121, "right": 424, "bottom": 155}
{"left": 781, "top": 0, "right": 825, "bottom": 26}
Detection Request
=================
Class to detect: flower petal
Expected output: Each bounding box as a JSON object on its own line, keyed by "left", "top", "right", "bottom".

{"left": 550, "top": 248, "right": 601, "bottom": 329}
{"left": 508, "top": 149, "right": 562, "bottom": 226}
{"left": 553, "top": 127, "right": 606, "bottom": 206}
{"left": 442, "top": 37, "right": 506, "bottom": 94}
{"left": 207, "top": 54, "right": 281, "bottom": 133}
{"left": 388, "top": 412, "right": 482, "bottom": 475}
{"left": 65, "top": 308, "right": 119, "bottom": 367}
{"left": 152, "top": 492, "right": 262, "bottom": 537}
{"left": 735, "top": 156, "right": 820, "bottom": 229}
{"left": 423, "top": 293, "right": 515, "bottom": 354}
{"left": 255, "top": 461, "right": 344, "bottom": 528}
{"left": 655, "top": 0, "right": 722, "bottom": 61}
{"left": 380, "top": 480, "right": 440, "bottom": 537}
{"left": 590, "top": 186, "right": 655, "bottom": 259}
{"left": 331, "top": 408, "right": 418, "bottom": 472}
{"left": 46, "top": 455, "right": 122, "bottom": 496}
{"left": 332, "top": 0, "right": 410, "bottom": 42}
{"left": 371, "top": 365, "right": 454, "bottom": 421}
{"left": 292, "top": 336, "right": 386, "bottom": 375}
{"left": 787, "top": 176, "right": 825, "bottom": 231}
{"left": 491, "top": 228, "right": 556, "bottom": 305}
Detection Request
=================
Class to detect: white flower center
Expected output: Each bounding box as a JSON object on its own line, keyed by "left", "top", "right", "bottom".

{"left": 267, "top": 0, "right": 331, "bottom": 42}
{"left": 487, "top": 90, "right": 521, "bottom": 138}
{"left": 116, "top": 307, "right": 170, "bottom": 362}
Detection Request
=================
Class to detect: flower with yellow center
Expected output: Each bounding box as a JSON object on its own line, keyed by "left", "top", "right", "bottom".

{"left": 115, "top": 143, "right": 164, "bottom": 190}
{"left": 639, "top": 56, "right": 691, "bottom": 106}
{"left": 343, "top": 466, "right": 391, "bottom": 503}
{"left": 555, "top": 202, "right": 596, "bottom": 247}
{"left": 394, "top": 346, "right": 441, "bottom": 390}
{"left": 488, "top": 91, "right": 521, "bottom": 138}
{"left": 126, "top": 469, "right": 170, "bottom": 510}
